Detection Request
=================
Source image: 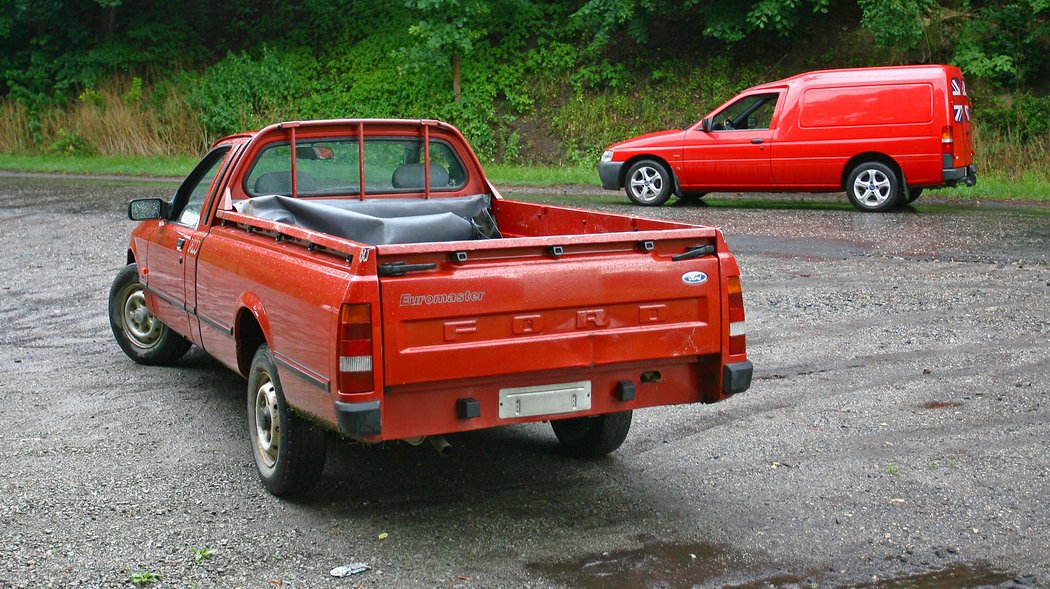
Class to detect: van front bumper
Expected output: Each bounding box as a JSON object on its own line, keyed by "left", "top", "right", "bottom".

{"left": 943, "top": 163, "right": 978, "bottom": 187}
{"left": 598, "top": 162, "right": 624, "bottom": 190}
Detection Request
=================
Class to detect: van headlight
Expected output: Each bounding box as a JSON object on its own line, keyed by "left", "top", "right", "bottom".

{"left": 600, "top": 150, "right": 614, "bottom": 163}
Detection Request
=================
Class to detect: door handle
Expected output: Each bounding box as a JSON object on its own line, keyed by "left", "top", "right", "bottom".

{"left": 751, "top": 138, "right": 764, "bottom": 144}
{"left": 176, "top": 237, "right": 187, "bottom": 251}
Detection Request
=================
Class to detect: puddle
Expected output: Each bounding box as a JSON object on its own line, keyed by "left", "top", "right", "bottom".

{"left": 919, "top": 401, "right": 964, "bottom": 410}
{"left": 531, "top": 540, "right": 1025, "bottom": 589}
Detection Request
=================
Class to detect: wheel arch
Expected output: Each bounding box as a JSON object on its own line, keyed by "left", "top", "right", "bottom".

{"left": 235, "top": 302, "right": 270, "bottom": 377}
{"left": 841, "top": 153, "right": 903, "bottom": 190}
{"left": 620, "top": 154, "right": 680, "bottom": 191}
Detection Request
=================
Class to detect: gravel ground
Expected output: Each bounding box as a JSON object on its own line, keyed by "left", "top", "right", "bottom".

{"left": 0, "top": 176, "right": 1047, "bottom": 589}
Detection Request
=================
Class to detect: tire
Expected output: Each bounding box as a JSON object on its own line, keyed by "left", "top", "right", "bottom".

{"left": 625, "top": 160, "right": 672, "bottom": 206}
{"left": 846, "top": 161, "right": 902, "bottom": 212}
{"left": 108, "top": 263, "right": 191, "bottom": 365}
{"left": 677, "top": 192, "right": 707, "bottom": 204}
{"left": 551, "top": 411, "right": 632, "bottom": 457}
{"left": 247, "top": 344, "right": 326, "bottom": 496}
{"left": 906, "top": 186, "right": 923, "bottom": 203}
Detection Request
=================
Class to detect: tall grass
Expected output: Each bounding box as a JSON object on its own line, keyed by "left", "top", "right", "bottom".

{"left": 0, "top": 76, "right": 208, "bottom": 157}
{"left": 973, "top": 125, "right": 1049, "bottom": 181}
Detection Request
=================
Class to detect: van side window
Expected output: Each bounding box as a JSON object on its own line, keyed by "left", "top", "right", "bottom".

{"left": 712, "top": 93, "right": 780, "bottom": 131}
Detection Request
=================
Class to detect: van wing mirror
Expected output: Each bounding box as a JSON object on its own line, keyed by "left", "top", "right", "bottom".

{"left": 128, "top": 198, "right": 167, "bottom": 220}
{"left": 701, "top": 118, "right": 712, "bottom": 133}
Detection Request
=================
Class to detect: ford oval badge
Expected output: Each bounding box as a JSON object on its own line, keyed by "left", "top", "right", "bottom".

{"left": 682, "top": 271, "right": 708, "bottom": 285}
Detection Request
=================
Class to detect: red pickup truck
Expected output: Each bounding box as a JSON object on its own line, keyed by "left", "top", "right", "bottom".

{"left": 109, "top": 119, "right": 752, "bottom": 496}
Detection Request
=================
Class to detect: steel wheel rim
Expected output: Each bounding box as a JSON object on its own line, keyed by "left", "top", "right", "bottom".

{"left": 629, "top": 166, "right": 664, "bottom": 203}
{"left": 121, "top": 286, "right": 162, "bottom": 349}
{"left": 852, "top": 169, "right": 892, "bottom": 207}
{"left": 252, "top": 374, "right": 280, "bottom": 472}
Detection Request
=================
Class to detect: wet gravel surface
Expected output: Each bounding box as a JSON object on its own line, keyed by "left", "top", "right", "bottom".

{"left": 0, "top": 176, "right": 1047, "bottom": 588}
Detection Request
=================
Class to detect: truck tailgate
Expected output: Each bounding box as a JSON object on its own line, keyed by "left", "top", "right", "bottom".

{"left": 376, "top": 233, "right": 723, "bottom": 387}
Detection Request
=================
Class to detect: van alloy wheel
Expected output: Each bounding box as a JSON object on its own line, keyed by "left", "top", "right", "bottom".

{"left": 625, "top": 160, "right": 672, "bottom": 206}
{"left": 846, "top": 162, "right": 901, "bottom": 212}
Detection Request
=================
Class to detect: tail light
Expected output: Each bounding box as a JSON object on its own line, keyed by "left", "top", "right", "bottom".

{"left": 941, "top": 126, "right": 954, "bottom": 155}
{"left": 727, "top": 275, "right": 746, "bottom": 356}
{"left": 338, "top": 303, "right": 374, "bottom": 393}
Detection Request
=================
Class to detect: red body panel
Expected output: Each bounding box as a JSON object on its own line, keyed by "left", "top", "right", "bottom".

{"left": 128, "top": 119, "right": 749, "bottom": 442}
{"left": 605, "top": 65, "right": 975, "bottom": 192}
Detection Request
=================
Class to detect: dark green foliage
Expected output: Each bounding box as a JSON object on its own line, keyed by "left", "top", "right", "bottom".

{"left": 0, "top": 0, "right": 1047, "bottom": 166}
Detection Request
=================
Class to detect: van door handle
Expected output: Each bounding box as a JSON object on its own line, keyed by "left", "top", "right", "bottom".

{"left": 751, "top": 138, "right": 764, "bottom": 144}
{"left": 176, "top": 237, "right": 187, "bottom": 251}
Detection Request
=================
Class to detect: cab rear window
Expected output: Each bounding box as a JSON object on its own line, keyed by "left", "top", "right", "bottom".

{"left": 244, "top": 137, "right": 468, "bottom": 197}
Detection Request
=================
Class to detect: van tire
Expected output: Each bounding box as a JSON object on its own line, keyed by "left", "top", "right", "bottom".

{"left": 551, "top": 411, "right": 632, "bottom": 457}
{"left": 906, "top": 186, "right": 924, "bottom": 203}
{"left": 625, "top": 160, "right": 672, "bottom": 206}
{"left": 247, "top": 344, "right": 327, "bottom": 496}
{"left": 109, "top": 263, "right": 191, "bottom": 366}
{"left": 846, "top": 162, "right": 902, "bottom": 212}
{"left": 678, "top": 192, "right": 707, "bottom": 204}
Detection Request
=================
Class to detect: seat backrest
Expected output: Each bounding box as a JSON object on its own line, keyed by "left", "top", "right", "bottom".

{"left": 253, "top": 171, "right": 318, "bottom": 195}
{"left": 391, "top": 163, "right": 450, "bottom": 190}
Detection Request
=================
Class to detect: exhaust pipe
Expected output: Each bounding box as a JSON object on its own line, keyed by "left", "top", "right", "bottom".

{"left": 428, "top": 435, "right": 453, "bottom": 457}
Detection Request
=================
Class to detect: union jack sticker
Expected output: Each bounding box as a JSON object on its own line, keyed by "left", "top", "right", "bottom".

{"left": 954, "top": 105, "right": 965, "bottom": 122}
{"left": 951, "top": 78, "right": 962, "bottom": 96}
{"left": 965, "top": 105, "right": 971, "bottom": 121}
{"left": 961, "top": 79, "right": 967, "bottom": 96}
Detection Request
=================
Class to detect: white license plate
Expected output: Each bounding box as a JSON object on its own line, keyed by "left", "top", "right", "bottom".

{"left": 498, "top": 381, "right": 592, "bottom": 419}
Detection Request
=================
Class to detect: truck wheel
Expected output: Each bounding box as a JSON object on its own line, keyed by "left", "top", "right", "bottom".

{"left": 906, "top": 186, "right": 924, "bottom": 203}
{"left": 108, "top": 263, "right": 191, "bottom": 366}
{"left": 846, "top": 162, "right": 901, "bottom": 212}
{"left": 625, "top": 160, "right": 672, "bottom": 206}
{"left": 247, "top": 345, "right": 326, "bottom": 496}
{"left": 551, "top": 411, "right": 632, "bottom": 457}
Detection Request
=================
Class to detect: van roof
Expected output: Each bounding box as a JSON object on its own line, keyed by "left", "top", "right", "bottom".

{"left": 750, "top": 64, "right": 961, "bottom": 92}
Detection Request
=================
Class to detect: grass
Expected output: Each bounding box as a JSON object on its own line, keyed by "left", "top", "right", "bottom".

{"left": 0, "top": 153, "right": 198, "bottom": 177}
{"left": 0, "top": 153, "right": 1046, "bottom": 203}
{"left": 485, "top": 163, "right": 597, "bottom": 186}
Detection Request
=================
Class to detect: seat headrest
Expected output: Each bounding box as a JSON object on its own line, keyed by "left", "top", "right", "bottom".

{"left": 391, "top": 163, "right": 450, "bottom": 190}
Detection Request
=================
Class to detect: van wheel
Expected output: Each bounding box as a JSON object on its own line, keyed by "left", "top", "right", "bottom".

{"left": 625, "top": 160, "right": 672, "bottom": 206}
{"left": 846, "top": 162, "right": 901, "bottom": 212}
{"left": 906, "top": 186, "right": 924, "bottom": 203}
{"left": 247, "top": 344, "right": 326, "bottom": 496}
{"left": 551, "top": 411, "right": 632, "bottom": 457}
{"left": 108, "top": 263, "right": 191, "bottom": 365}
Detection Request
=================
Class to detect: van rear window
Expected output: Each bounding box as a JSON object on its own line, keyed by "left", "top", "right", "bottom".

{"left": 799, "top": 84, "right": 934, "bottom": 128}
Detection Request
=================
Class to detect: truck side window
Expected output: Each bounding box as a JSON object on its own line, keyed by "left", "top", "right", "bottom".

{"left": 712, "top": 93, "right": 780, "bottom": 131}
{"left": 174, "top": 146, "right": 232, "bottom": 227}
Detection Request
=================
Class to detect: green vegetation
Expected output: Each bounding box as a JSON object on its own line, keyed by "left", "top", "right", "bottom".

{"left": 0, "top": 153, "right": 196, "bottom": 177}
{"left": 190, "top": 546, "right": 217, "bottom": 563}
{"left": 1, "top": 0, "right": 1047, "bottom": 190}
{"left": 129, "top": 571, "right": 158, "bottom": 586}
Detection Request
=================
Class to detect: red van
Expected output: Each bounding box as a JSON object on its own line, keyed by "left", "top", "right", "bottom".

{"left": 598, "top": 65, "right": 977, "bottom": 212}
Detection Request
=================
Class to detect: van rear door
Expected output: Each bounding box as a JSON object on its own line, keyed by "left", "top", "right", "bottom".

{"left": 948, "top": 68, "right": 975, "bottom": 168}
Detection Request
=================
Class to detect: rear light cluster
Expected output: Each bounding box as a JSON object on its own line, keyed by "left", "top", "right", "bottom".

{"left": 942, "top": 126, "right": 954, "bottom": 155}
{"left": 338, "top": 303, "right": 374, "bottom": 393}
{"left": 727, "top": 276, "right": 746, "bottom": 356}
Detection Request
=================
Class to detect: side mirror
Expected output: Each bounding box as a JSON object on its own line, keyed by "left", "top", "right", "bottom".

{"left": 128, "top": 198, "right": 166, "bottom": 220}
{"left": 701, "top": 118, "right": 712, "bottom": 133}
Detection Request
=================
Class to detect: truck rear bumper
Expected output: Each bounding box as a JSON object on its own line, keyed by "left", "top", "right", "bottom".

{"left": 335, "top": 400, "right": 382, "bottom": 437}
{"left": 723, "top": 360, "right": 753, "bottom": 395}
{"left": 943, "top": 163, "right": 977, "bottom": 187}
{"left": 598, "top": 162, "right": 624, "bottom": 190}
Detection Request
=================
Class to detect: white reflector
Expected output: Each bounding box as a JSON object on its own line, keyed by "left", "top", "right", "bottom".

{"left": 339, "top": 355, "right": 372, "bottom": 372}
{"left": 730, "top": 321, "right": 747, "bottom": 337}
